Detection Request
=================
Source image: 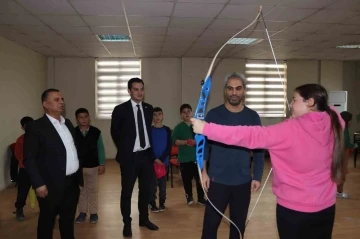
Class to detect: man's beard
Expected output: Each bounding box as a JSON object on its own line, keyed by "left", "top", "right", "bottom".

{"left": 227, "top": 95, "right": 242, "bottom": 106}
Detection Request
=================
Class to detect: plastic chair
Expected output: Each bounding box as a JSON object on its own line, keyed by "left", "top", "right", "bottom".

{"left": 169, "top": 145, "right": 179, "bottom": 188}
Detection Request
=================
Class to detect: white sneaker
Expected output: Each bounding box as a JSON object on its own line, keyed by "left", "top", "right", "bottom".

{"left": 336, "top": 192, "right": 350, "bottom": 199}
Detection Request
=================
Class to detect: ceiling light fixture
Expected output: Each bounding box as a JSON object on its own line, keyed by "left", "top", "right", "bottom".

{"left": 336, "top": 44, "right": 360, "bottom": 49}
{"left": 97, "top": 34, "right": 131, "bottom": 42}
{"left": 227, "top": 38, "right": 263, "bottom": 45}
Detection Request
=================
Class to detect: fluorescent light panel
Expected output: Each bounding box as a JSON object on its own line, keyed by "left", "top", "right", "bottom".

{"left": 98, "top": 34, "right": 130, "bottom": 42}
{"left": 227, "top": 38, "right": 263, "bottom": 45}
{"left": 97, "top": 61, "right": 140, "bottom": 66}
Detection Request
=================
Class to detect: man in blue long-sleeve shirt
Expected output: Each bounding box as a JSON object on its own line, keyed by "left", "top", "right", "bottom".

{"left": 201, "top": 72, "right": 265, "bottom": 239}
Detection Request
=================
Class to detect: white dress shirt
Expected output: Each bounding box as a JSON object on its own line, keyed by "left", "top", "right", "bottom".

{"left": 131, "top": 100, "right": 150, "bottom": 152}
{"left": 46, "top": 114, "right": 79, "bottom": 175}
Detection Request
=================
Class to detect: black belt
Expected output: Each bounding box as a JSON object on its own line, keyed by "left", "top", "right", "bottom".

{"left": 133, "top": 148, "right": 150, "bottom": 155}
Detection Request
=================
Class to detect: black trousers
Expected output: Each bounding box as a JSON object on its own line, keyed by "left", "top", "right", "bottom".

{"left": 179, "top": 162, "right": 204, "bottom": 200}
{"left": 15, "top": 168, "right": 32, "bottom": 209}
{"left": 202, "top": 181, "right": 251, "bottom": 239}
{"left": 120, "top": 150, "right": 154, "bottom": 225}
{"left": 10, "top": 156, "right": 18, "bottom": 182}
{"left": 37, "top": 175, "right": 80, "bottom": 239}
{"left": 276, "top": 204, "right": 335, "bottom": 239}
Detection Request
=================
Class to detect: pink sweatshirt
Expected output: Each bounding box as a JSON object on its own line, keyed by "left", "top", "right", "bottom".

{"left": 203, "top": 109, "right": 344, "bottom": 213}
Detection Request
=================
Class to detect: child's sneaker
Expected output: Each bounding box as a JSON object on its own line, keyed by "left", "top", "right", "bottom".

{"left": 149, "top": 202, "right": 159, "bottom": 213}
{"left": 159, "top": 204, "right": 166, "bottom": 212}
{"left": 15, "top": 208, "right": 24, "bottom": 221}
{"left": 198, "top": 198, "right": 206, "bottom": 206}
{"left": 90, "top": 214, "right": 98, "bottom": 223}
{"left": 186, "top": 196, "right": 194, "bottom": 206}
{"left": 75, "top": 212, "right": 87, "bottom": 223}
{"left": 336, "top": 192, "right": 349, "bottom": 199}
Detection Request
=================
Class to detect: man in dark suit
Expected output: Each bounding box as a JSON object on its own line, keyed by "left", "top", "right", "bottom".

{"left": 111, "top": 77, "right": 159, "bottom": 237}
{"left": 24, "top": 89, "right": 83, "bottom": 239}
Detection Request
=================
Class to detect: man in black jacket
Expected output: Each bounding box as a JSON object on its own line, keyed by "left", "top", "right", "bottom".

{"left": 111, "top": 78, "right": 159, "bottom": 237}
{"left": 24, "top": 88, "right": 83, "bottom": 239}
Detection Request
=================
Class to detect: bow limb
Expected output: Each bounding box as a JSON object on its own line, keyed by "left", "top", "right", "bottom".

{"left": 193, "top": 6, "right": 264, "bottom": 239}
{"left": 205, "top": 5, "right": 263, "bottom": 79}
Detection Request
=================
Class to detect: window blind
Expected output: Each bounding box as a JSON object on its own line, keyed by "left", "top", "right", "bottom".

{"left": 245, "top": 61, "right": 287, "bottom": 117}
{"left": 95, "top": 58, "right": 141, "bottom": 119}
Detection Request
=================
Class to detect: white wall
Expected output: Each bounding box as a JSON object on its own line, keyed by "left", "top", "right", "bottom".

{"left": 142, "top": 58, "right": 182, "bottom": 127}
{"left": 320, "top": 61, "right": 343, "bottom": 90}
{"left": 48, "top": 57, "right": 360, "bottom": 159}
{"left": 0, "top": 36, "right": 47, "bottom": 190}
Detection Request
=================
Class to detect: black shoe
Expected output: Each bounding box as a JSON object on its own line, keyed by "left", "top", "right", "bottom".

{"left": 149, "top": 202, "right": 159, "bottom": 213}
{"left": 123, "top": 225, "right": 132, "bottom": 237}
{"left": 15, "top": 208, "right": 24, "bottom": 221}
{"left": 159, "top": 204, "right": 166, "bottom": 212}
{"left": 75, "top": 212, "right": 87, "bottom": 223}
{"left": 90, "top": 214, "right": 98, "bottom": 223}
{"left": 198, "top": 198, "right": 206, "bottom": 206}
{"left": 139, "top": 220, "right": 159, "bottom": 230}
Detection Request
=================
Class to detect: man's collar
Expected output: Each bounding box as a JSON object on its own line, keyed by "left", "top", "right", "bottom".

{"left": 131, "top": 99, "right": 142, "bottom": 108}
{"left": 46, "top": 113, "right": 65, "bottom": 124}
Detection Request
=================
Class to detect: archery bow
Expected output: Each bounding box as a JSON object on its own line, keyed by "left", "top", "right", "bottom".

{"left": 194, "top": 6, "right": 263, "bottom": 238}
{"left": 245, "top": 12, "right": 292, "bottom": 226}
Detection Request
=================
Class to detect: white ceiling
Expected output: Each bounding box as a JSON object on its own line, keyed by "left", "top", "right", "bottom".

{"left": 1, "top": 0, "right": 360, "bottom": 60}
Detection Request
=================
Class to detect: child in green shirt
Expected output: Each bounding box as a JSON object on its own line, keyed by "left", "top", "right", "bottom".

{"left": 172, "top": 104, "right": 205, "bottom": 206}
{"left": 74, "top": 108, "right": 106, "bottom": 223}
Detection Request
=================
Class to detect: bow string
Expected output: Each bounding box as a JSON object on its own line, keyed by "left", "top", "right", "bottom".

{"left": 194, "top": 6, "right": 263, "bottom": 238}
{"left": 245, "top": 11, "right": 292, "bottom": 226}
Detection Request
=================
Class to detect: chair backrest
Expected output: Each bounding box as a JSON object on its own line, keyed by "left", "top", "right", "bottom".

{"left": 170, "top": 145, "right": 178, "bottom": 157}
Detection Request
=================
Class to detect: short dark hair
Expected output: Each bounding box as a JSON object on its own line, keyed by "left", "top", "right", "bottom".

{"left": 41, "top": 88, "right": 60, "bottom": 102}
{"left": 20, "top": 116, "right": 33, "bottom": 128}
{"left": 75, "top": 108, "right": 89, "bottom": 117}
{"left": 340, "top": 111, "right": 353, "bottom": 127}
{"left": 153, "top": 107, "right": 163, "bottom": 113}
{"left": 128, "top": 78, "right": 144, "bottom": 90}
{"left": 180, "top": 104, "right": 192, "bottom": 113}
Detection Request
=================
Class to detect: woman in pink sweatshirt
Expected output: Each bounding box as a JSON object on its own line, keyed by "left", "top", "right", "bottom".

{"left": 191, "top": 84, "right": 345, "bottom": 239}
